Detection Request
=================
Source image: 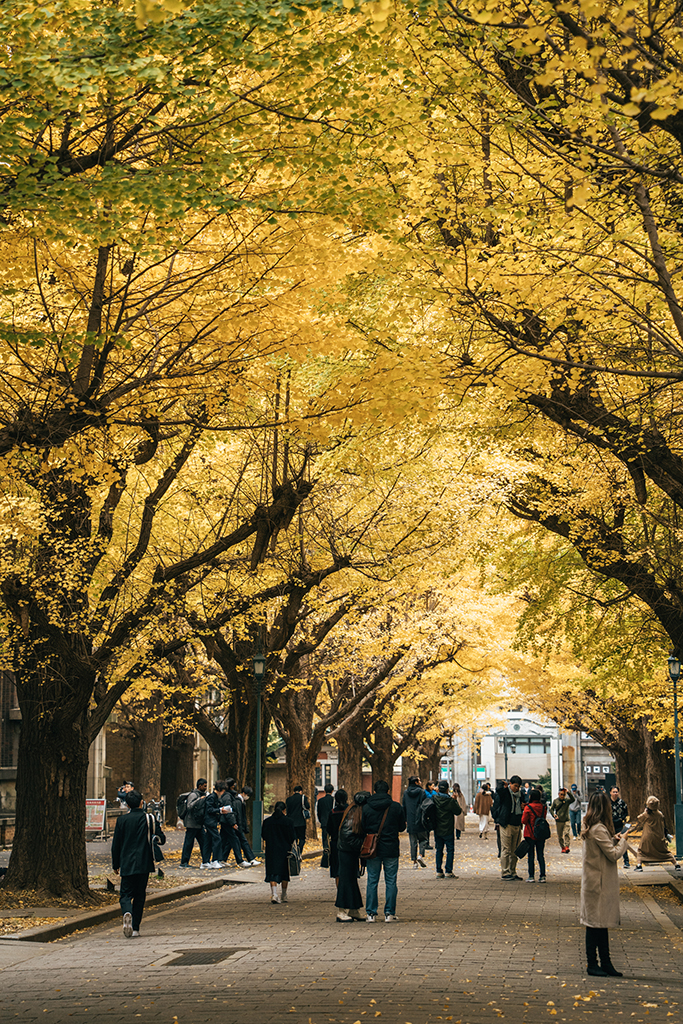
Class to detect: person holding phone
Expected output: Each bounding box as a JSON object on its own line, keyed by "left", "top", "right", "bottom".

{"left": 580, "top": 790, "right": 630, "bottom": 977}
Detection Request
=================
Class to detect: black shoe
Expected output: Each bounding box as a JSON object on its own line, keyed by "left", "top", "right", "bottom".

{"left": 587, "top": 965, "right": 608, "bottom": 977}
{"left": 601, "top": 963, "right": 623, "bottom": 977}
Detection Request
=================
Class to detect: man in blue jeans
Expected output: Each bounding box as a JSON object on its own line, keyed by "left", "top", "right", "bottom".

{"left": 362, "top": 780, "right": 406, "bottom": 922}
{"left": 424, "top": 780, "right": 461, "bottom": 879}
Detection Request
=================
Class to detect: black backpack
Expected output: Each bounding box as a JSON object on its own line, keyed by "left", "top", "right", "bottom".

{"left": 176, "top": 792, "right": 191, "bottom": 819}
{"left": 419, "top": 798, "right": 436, "bottom": 831}
{"left": 532, "top": 807, "right": 551, "bottom": 841}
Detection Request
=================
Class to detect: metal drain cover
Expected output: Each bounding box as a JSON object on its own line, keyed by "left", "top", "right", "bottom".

{"left": 167, "top": 948, "right": 251, "bottom": 966}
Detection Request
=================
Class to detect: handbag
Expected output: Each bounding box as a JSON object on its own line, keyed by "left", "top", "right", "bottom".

{"left": 360, "top": 807, "right": 389, "bottom": 861}
{"left": 147, "top": 814, "right": 165, "bottom": 862}
{"left": 287, "top": 842, "right": 301, "bottom": 877}
{"left": 515, "top": 837, "right": 531, "bottom": 859}
{"left": 302, "top": 794, "right": 311, "bottom": 820}
{"left": 320, "top": 849, "right": 330, "bottom": 869}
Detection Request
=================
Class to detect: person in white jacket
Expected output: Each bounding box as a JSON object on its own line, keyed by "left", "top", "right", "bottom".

{"left": 580, "top": 790, "right": 630, "bottom": 977}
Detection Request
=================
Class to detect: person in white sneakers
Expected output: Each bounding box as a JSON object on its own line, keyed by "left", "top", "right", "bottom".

{"left": 262, "top": 801, "right": 296, "bottom": 903}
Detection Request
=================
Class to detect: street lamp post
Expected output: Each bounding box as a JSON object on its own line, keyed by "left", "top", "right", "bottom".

{"left": 668, "top": 654, "right": 683, "bottom": 859}
{"left": 252, "top": 650, "right": 267, "bottom": 856}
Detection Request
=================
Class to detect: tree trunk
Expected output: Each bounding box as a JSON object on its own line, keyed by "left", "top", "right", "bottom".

{"left": 335, "top": 716, "right": 365, "bottom": 795}
{"left": 402, "top": 755, "right": 419, "bottom": 787}
{"left": 161, "top": 730, "right": 195, "bottom": 825}
{"left": 417, "top": 738, "right": 443, "bottom": 785}
{"left": 285, "top": 729, "right": 318, "bottom": 842}
{"left": 4, "top": 703, "right": 91, "bottom": 898}
{"left": 368, "top": 724, "right": 396, "bottom": 786}
{"left": 133, "top": 715, "right": 164, "bottom": 800}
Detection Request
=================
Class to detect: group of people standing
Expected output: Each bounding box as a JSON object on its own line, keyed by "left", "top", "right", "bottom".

{"left": 180, "top": 777, "right": 259, "bottom": 870}
{"left": 402, "top": 777, "right": 466, "bottom": 876}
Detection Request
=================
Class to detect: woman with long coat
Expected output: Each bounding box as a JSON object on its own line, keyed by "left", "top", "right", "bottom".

{"left": 633, "top": 796, "right": 681, "bottom": 872}
{"left": 326, "top": 789, "right": 348, "bottom": 886}
{"left": 452, "top": 783, "right": 466, "bottom": 839}
{"left": 261, "top": 801, "right": 296, "bottom": 904}
{"left": 580, "top": 790, "right": 630, "bottom": 977}
{"left": 334, "top": 792, "right": 366, "bottom": 923}
{"left": 474, "top": 784, "right": 494, "bottom": 839}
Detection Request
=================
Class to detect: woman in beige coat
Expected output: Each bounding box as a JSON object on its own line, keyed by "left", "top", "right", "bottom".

{"left": 633, "top": 796, "right": 681, "bottom": 873}
{"left": 474, "top": 785, "right": 494, "bottom": 838}
{"left": 580, "top": 790, "right": 630, "bottom": 977}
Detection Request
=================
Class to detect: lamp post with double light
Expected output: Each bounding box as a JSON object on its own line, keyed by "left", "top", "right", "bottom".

{"left": 252, "top": 649, "right": 267, "bottom": 855}
{"left": 668, "top": 654, "right": 683, "bottom": 858}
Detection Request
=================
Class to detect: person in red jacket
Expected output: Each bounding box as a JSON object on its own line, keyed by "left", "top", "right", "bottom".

{"left": 521, "top": 788, "right": 549, "bottom": 883}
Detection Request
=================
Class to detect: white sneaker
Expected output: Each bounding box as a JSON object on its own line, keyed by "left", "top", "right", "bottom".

{"left": 239, "top": 862, "right": 251, "bottom": 868}
{"left": 122, "top": 912, "right": 133, "bottom": 938}
{"left": 271, "top": 893, "right": 281, "bottom": 904}
{"left": 366, "top": 913, "right": 376, "bottom": 922}
{"left": 412, "top": 862, "right": 419, "bottom": 869}
{"left": 211, "top": 861, "right": 224, "bottom": 869}
{"left": 199, "top": 862, "right": 212, "bottom": 869}
{"left": 336, "top": 911, "right": 352, "bottom": 922}
{"left": 417, "top": 855, "right": 427, "bottom": 867}
{"left": 131, "top": 931, "right": 140, "bottom": 937}
{"left": 249, "top": 859, "right": 261, "bottom": 866}
{"left": 385, "top": 914, "right": 399, "bottom": 922}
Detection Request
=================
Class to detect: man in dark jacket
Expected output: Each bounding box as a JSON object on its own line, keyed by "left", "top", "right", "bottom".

{"left": 202, "top": 780, "right": 229, "bottom": 868}
{"left": 111, "top": 789, "right": 165, "bottom": 937}
{"left": 362, "top": 780, "right": 406, "bottom": 922}
{"left": 219, "top": 779, "right": 245, "bottom": 868}
{"left": 180, "top": 778, "right": 207, "bottom": 868}
{"left": 493, "top": 774, "right": 524, "bottom": 880}
{"left": 317, "top": 783, "right": 334, "bottom": 853}
{"left": 285, "top": 785, "right": 311, "bottom": 853}
{"left": 235, "top": 786, "right": 258, "bottom": 865}
{"left": 425, "top": 781, "right": 461, "bottom": 879}
{"left": 402, "top": 776, "right": 428, "bottom": 869}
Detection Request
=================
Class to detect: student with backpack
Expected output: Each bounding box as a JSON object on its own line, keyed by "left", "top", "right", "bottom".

{"left": 178, "top": 778, "right": 208, "bottom": 868}
{"left": 521, "top": 787, "right": 551, "bottom": 883}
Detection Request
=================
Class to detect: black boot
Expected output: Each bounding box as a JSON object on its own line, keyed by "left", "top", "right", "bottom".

{"left": 596, "top": 928, "right": 623, "bottom": 977}
{"left": 586, "top": 928, "right": 609, "bottom": 976}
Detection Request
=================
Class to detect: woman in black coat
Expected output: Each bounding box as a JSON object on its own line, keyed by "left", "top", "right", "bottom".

{"left": 335, "top": 792, "right": 366, "bottom": 922}
{"left": 326, "top": 789, "right": 348, "bottom": 885}
{"left": 261, "top": 801, "right": 296, "bottom": 904}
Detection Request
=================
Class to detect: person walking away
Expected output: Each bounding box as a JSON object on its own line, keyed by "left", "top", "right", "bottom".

{"left": 580, "top": 790, "right": 630, "bottom": 976}
{"left": 180, "top": 778, "right": 208, "bottom": 867}
{"left": 317, "top": 783, "right": 335, "bottom": 855}
{"left": 202, "top": 780, "right": 228, "bottom": 868}
{"left": 452, "top": 783, "right": 466, "bottom": 839}
{"left": 403, "top": 776, "right": 428, "bottom": 868}
{"left": 422, "top": 781, "right": 436, "bottom": 849}
{"left": 326, "top": 789, "right": 348, "bottom": 888}
{"left": 609, "top": 786, "right": 630, "bottom": 868}
{"left": 551, "top": 788, "right": 572, "bottom": 853}
{"left": 218, "top": 781, "right": 245, "bottom": 868}
{"left": 362, "top": 780, "right": 406, "bottom": 922}
{"left": 236, "top": 786, "right": 260, "bottom": 865}
{"left": 633, "top": 796, "right": 682, "bottom": 874}
{"left": 285, "top": 785, "right": 310, "bottom": 854}
{"left": 474, "top": 784, "right": 494, "bottom": 839}
{"left": 569, "top": 784, "right": 583, "bottom": 838}
{"left": 262, "top": 801, "right": 297, "bottom": 903}
{"left": 521, "top": 787, "right": 549, "bottom": 883}
{"left": 424, "top": 781, "right": 460, "bottom": 878}
{"left": 494, "top": 775, "right": 523, "bottom": 880}
{"left": 111, "top": 789, "right": 165, "bottom": 938}
{"left": 335, "top": 792, "right": 367, "bottom": 922}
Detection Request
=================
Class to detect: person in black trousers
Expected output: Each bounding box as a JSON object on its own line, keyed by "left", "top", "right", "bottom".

{"left": 317, "top": 783, "right": 334, "bottom": 853}
{"left": 285, "top": 785, "right": 310, "bottom": 853}
{"left": 111, "top": 789, "right": 165, "bottom": 938}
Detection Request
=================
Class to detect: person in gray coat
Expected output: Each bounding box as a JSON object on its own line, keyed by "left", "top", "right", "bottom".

{"left": 580, "top": 790, "right": 630, "bottom": 977}
{"left": 180, "top": 779, "right": 208, "bottom": 867}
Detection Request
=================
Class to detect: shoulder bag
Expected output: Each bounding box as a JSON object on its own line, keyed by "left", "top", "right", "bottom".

{"left": 360, "top": 807, "right": 389, "bottom": 861}
{"left": 147, "top": 813, "right": 164, "bottom": 862}
{"left": 302, "top": 793, "right": 311, "bottom": 820}
{"left": 287, "top": 842, "right": 302, "bottom": 877}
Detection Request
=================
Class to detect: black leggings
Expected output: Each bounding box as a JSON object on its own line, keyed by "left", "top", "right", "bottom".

{"left": 585, "top": 927, "right": 610, "bottom": 966}
{"left": 527, "top": 839, "right": 546, "bottom": 878}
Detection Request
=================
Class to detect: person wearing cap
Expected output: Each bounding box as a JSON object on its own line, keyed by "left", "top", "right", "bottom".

{"left": 492, "top": 774, "right": 524, "bottom": 879}
{"left": 551, "top": 788, "right": 572, "bottom": 853}
{"left": 569, "top": 784, "right": 583, "bottom": 838}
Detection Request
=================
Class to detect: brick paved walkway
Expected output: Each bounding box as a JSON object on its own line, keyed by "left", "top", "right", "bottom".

{"left": 1, "top": 827, "right": 681, "bottom": 1024}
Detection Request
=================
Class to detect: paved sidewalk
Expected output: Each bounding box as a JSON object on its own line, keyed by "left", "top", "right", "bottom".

{"left": 1, "top": 829, "right": 682, "bottom": 1024}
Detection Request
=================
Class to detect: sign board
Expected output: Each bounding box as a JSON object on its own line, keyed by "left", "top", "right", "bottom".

{"left": 85, "top": 799, "right": 107, "bottom": 831}
{"left": 474, "top": 765, "right": 487, "bottom": 780}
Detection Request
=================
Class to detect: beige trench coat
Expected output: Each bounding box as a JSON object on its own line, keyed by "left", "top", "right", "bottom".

{"left": 580, "top": 823, "right": 629, "bottom": 929}
{"left": 637, "top": 809, "right": 672, "bottom": 862}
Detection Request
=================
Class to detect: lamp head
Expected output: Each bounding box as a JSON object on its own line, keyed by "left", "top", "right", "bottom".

{"left": 253, "top": 653, "right": 267, "bottom": 680}
{"left": 668, "top": 654, "right": 681, "bottom": 683}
